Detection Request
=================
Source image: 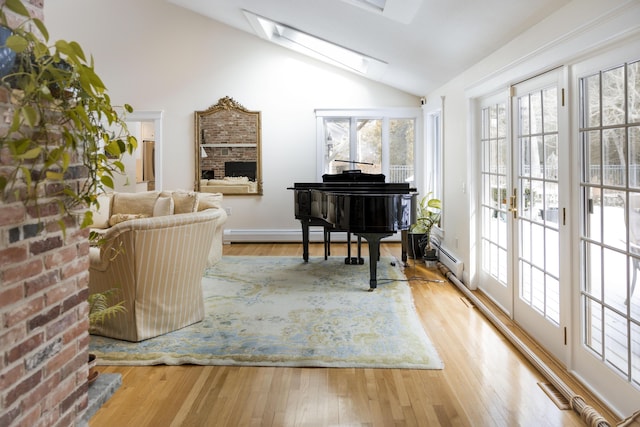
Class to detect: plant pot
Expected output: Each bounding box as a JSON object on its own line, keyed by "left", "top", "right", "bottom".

{"left": 423, "top": 247, "right": 439, "bottom": 261}
{"left": 408, "top": 233, "right": 427, "bottom": 259}
{"left": 0, "top": 25, "right": 16, "bottom": 79}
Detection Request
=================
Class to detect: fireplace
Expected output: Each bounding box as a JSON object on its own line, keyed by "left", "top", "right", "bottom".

{"left": 225, "top": 161, "right": 256, "bottom": 181}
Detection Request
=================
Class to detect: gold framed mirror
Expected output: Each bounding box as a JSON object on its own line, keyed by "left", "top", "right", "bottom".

{"left": 195, "top": 96, "right": 262, "bottom": 195}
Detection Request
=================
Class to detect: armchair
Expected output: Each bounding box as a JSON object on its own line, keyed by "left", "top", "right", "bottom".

{"left": 88, "top": 191, "right": 227, "bottom": 341}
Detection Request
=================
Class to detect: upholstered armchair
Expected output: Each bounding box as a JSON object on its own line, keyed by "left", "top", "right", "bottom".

{"left": 88, "top": 191, "right": 227, "bottom": 342}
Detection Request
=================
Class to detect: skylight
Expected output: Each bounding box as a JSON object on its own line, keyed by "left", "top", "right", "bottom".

{"left": 354, "top": 0, "right": 387, "bottom": 12}
{"left": 244, "top": 10, "right": 387, "bottom": 78}
{"left": 341, "top": 0, "right": 422, "bottom": 24}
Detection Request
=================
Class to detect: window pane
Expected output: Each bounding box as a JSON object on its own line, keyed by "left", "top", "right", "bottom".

{"left": 324, "top": 118, "right": 350, "bottom": 174}
{"left": 521, "top": 136, "right": 531, "bottom": 177}
{"left": 489, "top": 105, "right": 498, "bottom": 139}
{"left": 531, "top": 135, "right": 543, "bottom": 178}
{"left": 497, "top": 103, "right": 507, "bottom": 138}
{"left": 583, "top": 74, "right": 601, "bottom": 128}
{"left": 543, "top": 87, "right": 558, "bottom": 133}
{"left": 603, "top": 247, "right": 627, "bottom": 311}
{"left": 604, "top": 308, "right": 628, "bottom": 375}
{"left": 389, "top": 119, "right": 415, "bottom": 183}
{"left": 603, "top": 128, "right": 626, "bottom": 187}
{"left": 585, "top": 242, "right": 603, "bottom": 299}
{"left": 631, "top": 126, "right": 640, "bottom": 188}
{"left": 585, "top": 189, "right": 603, "bottom": 244}
{"left": 519, "top": 96, "right": 530, "bottom": 136}
{"left": 587, "top": 130, "right": 602, "bottom": 184}
{"left": 545, "top": 134, "right": 558, "bottom": 180}
{"left": 356, "top": 119, "right": 381, "bottom": 174}
{"left": 530, "top": 91, "right": 543, "bottom": 134}
{"left": 584, "top": 297, "right": 603, "bottom": 356}
{"left": 602, "top": 65, "right": 626, "bottom": 127}
{"left": 602, "top": 189, "right": 624, "bottom": 250}
{"left": 629, "top": 61, "right": 640, "bottom": 123}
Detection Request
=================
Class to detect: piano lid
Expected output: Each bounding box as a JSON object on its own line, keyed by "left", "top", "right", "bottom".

{"left": 289, "top": 182, "right": 416, "bottom": 194}
{"left": 321, "top": 170, "right": 386, "bottom": 183}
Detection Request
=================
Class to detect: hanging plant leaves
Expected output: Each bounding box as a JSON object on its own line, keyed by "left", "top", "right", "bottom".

{"left": 0, "top": 2, "right": 136, "bottom": 230}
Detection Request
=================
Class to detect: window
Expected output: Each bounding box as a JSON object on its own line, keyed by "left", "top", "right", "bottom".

{"left": 426, "top": 110, "right": 442, "bottom": 201}
{"left": 316, "top": 109, "right": 421, "bottom": 184}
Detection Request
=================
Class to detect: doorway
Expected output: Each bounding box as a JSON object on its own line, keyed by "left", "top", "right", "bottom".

{"left": 478, "top": 69, "right": 569, "bottom": 364}
{"left": 119, "top": 111, "right": 163, "bottom": 193}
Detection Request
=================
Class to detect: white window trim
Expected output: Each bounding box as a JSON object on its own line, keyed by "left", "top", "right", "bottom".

{"left": 315, "top": 108, "right": 422, "bottom": 182}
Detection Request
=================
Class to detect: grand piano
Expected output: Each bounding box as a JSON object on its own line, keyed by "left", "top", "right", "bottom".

{"left": 289, "top": 170, "right": 416, "bottom": 290}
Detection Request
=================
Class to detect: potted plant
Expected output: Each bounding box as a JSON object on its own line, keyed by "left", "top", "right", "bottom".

{"left": 409, "top": 194, "right": 441, "bottom": 261}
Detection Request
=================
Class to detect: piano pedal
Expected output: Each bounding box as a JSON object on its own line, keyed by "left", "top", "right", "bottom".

{"left": 344, "top": 257, "right": 363, "bottom": 265}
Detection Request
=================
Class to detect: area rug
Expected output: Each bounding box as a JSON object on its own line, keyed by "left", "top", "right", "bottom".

{"left": 90, "top": 256, "right": 443, "bottom": 369}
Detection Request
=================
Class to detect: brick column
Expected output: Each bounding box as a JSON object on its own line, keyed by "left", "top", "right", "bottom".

{"left": 0, "top": 1, "right": 93, "bottom": 426}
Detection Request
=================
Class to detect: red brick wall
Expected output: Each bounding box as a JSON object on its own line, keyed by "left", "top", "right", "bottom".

{"left": 199, "top": 109, "right": 258, "bottom": 179}
{"left": 0, "top": 1, "right": 92, "bottom": 426}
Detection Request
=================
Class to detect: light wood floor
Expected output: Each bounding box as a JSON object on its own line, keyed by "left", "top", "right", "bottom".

{"left": 89, "top": 243, "right": 616, "bottom": 426}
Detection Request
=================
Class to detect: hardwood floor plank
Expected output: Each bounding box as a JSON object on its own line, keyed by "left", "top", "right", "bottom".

{"left": 89, "top": 243, "right": 615, "bottom": 426}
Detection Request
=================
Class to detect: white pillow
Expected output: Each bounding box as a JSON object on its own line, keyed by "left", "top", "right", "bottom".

{"left": 112, "top": 191, "right": 159, "bottom": 216}
{"left": 90, "top": 193, "right": 113, "bottom": 229}
{"left": 171, "top": 190, "right": 199, "bottom": 214}
{"left": 197, "top": 192, "right": 223, "bottom": 211}
{"left": 153, "top": 196, "right": 174, "bottom": 217}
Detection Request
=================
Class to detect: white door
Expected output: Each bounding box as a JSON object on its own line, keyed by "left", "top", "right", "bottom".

{"left": 572, "top": 49, "right": 640, "bottom": 415}
{"left": 511, "top": 69, "right": 569, "bottom": 362}
{"left": 478, "top": 70, "right": 569, "bottom": 362}
{"left": 478, "top": 94, "right": 512, "bottom": 313}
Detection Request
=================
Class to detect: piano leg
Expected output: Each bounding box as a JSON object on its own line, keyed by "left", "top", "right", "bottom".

{"left": 358, "top": 233, "right": 393, "bottom": 290}
{"left": 324, "top": 227, "right": 330, "bottom": 260}
{"left": 401, "top": 230, "right": 409, "bottom": 264}
{"left": 301, "top": 222, "right": 310, "bottom": 262}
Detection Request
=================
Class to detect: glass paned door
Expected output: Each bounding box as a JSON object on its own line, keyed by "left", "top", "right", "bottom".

{"left": 479, "top": 97, "right": 511, "bottom": 312}
{"left": 580, "top": 60, "right": 640, "bottom": 392}
{"left": 512, "top": 69, "right": 568, "bottom": 361}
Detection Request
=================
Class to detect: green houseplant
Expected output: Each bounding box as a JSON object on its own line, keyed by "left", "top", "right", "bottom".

{"left": 409, "top": 193, "right": 441, "bottom": 261}
{"left": 0, "top": 0, "right": 136, "bottom": 229}
{"left": 87, "top": 288, "right": 125, "bottom": 383}
{"left": 88, "top": 288, "right": 126, "bottom": 333}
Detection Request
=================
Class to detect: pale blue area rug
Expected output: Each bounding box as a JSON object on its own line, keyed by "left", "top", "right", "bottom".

{"left": 90, "top": 256, "right": 443, "bottom": 369}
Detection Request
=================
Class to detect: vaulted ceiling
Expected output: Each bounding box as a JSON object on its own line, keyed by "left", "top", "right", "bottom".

{"left": 167, "top": 0, "right": 571, "bottom": 96}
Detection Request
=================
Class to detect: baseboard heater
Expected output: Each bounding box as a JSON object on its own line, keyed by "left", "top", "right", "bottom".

{"left": 431, "top": 238, "right": 463, "bottom": 278}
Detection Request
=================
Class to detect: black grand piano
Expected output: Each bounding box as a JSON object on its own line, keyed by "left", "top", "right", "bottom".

{"left": 289, "top": 170, "right": 416, "bottom": 290}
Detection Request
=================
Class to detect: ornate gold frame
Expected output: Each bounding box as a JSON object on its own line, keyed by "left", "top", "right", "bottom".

{"left": 194, "top": 96, "right": 262, "bottom": 195}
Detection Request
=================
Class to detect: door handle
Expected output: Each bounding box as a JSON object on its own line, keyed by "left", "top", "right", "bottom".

{"left": 509, "top": 189, "right": 517, "bottom": 219}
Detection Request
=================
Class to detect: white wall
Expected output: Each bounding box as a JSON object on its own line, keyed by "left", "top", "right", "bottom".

{"left": 43, "top": 0, "right": 419, "bottom": 237}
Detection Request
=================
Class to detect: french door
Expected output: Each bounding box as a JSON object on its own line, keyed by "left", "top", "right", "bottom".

{"left": 479, "top": 69, "right": 569, "bottom": 362}
{"left": 573, "top": 50, "right": 640, "bottom": 415}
